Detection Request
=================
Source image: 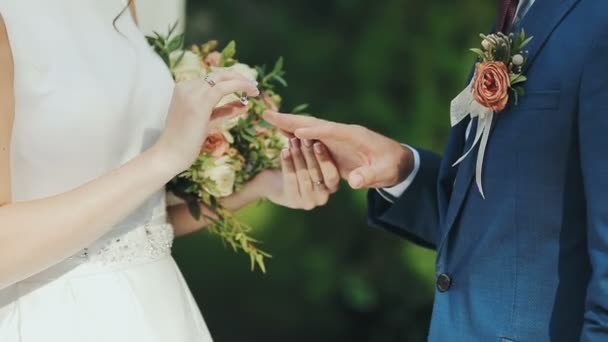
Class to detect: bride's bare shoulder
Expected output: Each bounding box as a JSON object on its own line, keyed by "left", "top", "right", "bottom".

{"left": 0, "top": 13, "right": 14, "bottom": 206}
{"left": 129, "top": 0, "right": 139, "bottom": 25}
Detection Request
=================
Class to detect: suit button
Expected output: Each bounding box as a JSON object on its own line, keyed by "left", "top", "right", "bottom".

{"left": 436, "top": 273, "right": 452, "bottom": 292}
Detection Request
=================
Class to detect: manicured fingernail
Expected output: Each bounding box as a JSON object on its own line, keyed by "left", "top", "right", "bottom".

{"left": 314, "top": 143, "right": 323, "bottom": 154}
{"left": 282, "top": 149, "right": 291, "bottom": 159}
{"left": 290, "top": 138, "right": 301, "bottom": 148}
{"left": 302, "top": 139, "right": 313, "bottom": 148}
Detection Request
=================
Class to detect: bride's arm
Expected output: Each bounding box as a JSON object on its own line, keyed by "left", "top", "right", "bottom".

{"left": 0, "top": 15, "right": 258, "bottom": 289}
{"left": 167, "top": 180, "right": 262, "bottom": 237}
{"left": 0, "top": 17, "right": 172, "bottom": 283}
{"left": 169, "top": 141, "right": 341, "bottom": 236}
{"left": 0, "top": 18, "right": 12, "bottom": 209}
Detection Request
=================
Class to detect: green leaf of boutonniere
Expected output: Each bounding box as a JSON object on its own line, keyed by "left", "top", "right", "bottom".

{"left": 510, "top": 75, "right": 527, "bottom": 86}
{"left": 469, "top": 48, "right": 486, "bottom": 61}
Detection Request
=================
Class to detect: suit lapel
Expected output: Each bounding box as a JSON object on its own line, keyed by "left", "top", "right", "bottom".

{"left": 439, "top": 118, "right": 478, "bottom": 242}
{"left": 516, "top": 0, "right": 580, "bottom": 72}
{"left": 437, "top": 118, "right": 470, "bottom": 227}
{"left": 436, "top": 0, "right": 580, "bottom": 253}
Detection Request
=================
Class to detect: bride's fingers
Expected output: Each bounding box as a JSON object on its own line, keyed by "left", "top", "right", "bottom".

{"left": 204, "top": 80, "right": 259, "bottom": 105}
{"left": 209, "top": 101, "right": 248, "bottom": 125}
{"left": 300, "top": 139, "right": 325, "bottom": 194}
{"left": 281, "top": 149, "right": 299, "bottom": 203}
{"left": 289, "top": 139, "right": 315, "bottom": 208}
{"left": 301, "top": 140, "right": 331, "bottom": 205}
{"left": 313, "top": 142, "right": 340, "bottom": 193}
{"left": 208, "top": 70, "right": 256, "bottom": 84}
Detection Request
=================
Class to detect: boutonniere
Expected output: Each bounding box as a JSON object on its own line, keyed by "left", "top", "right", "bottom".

{"left": 450, "top": 30, "right": 533, "bottom": 198}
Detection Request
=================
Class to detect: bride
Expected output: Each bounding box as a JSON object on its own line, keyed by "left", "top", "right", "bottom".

{"left": 0, "top": 1, "right": 338, "bottom": 341}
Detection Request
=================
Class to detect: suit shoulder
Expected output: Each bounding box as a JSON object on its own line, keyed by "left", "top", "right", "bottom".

{"left": 575, "top": 0, "right": 608, "bottom": 34}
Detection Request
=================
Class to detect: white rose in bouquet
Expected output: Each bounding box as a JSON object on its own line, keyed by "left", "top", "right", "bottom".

{"left": 203, "top": 156, "right": 237, "bottom": 198}
{"left": 170, "top": 50, "right": 203, "bottom": 82}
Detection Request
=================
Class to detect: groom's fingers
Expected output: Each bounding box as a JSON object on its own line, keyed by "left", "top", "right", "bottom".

{"left": 263, "top": 110, "right": 325, "bottom": 133}
{"left": 294, "top": 122, "right": 357, "bottom": 141}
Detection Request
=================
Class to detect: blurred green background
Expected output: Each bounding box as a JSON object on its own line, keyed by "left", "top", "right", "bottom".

{"left": 172, "top": 1, "right": 494, "bottom": 341}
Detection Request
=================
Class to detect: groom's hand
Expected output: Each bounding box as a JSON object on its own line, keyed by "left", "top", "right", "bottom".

{"left": 264, "top": 110, "right": 415, "bottom": 189}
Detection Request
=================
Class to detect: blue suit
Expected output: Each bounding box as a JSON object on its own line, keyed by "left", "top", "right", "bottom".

{"left": 368, "top": 0, "right": 608, "bottom": 340}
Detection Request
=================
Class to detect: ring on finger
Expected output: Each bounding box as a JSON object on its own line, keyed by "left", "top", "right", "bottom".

{"left": 203, "top": 74, "right": 216, "bottom": 87}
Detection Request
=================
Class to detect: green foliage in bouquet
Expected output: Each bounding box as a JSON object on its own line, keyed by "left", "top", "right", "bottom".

{"left": 146, "top": 23, "right": 299, "bottom": 273}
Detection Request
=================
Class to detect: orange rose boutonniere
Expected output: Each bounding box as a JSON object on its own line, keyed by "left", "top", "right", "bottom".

{"left": 450, "top": 30, "right": 533, "bottom": 198}
{"left": 473, "top": 61, "right": 510, "bottom": 112}
{"left": 470, "top": 30, "right": 532, "bottom": 108}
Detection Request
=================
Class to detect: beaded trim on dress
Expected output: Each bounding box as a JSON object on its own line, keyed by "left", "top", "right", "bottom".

{"left": 69, "top": 222, "right": 174, "bottom": 266}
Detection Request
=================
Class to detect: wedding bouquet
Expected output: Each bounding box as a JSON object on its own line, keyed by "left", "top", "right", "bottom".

{"left": 147, "top": 24, "right": 306, "bottom": 273}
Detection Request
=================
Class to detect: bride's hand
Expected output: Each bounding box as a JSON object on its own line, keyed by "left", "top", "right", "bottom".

{"left": 169, "top": 139, "right": 339, "bottom": 236}
{"left": 249, "top": 139, "right": 340, "bottom": 210}
{"left": 154, "top": 71, "right": 259, "bottom": 175}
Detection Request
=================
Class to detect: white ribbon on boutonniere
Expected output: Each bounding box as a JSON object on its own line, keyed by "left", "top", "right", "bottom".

{"left": 450, "top": 80, "right": 494, "bottom": 199}
{"left": 449, "top": 30, "right": 533, "bottom": 198}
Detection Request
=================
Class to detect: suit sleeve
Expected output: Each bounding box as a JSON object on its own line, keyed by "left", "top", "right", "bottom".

{"left": 367, "top": 148, "right": 441, "bottom": 249}
{"left": 578, "top": 37, "right": 608, "bottom": 342}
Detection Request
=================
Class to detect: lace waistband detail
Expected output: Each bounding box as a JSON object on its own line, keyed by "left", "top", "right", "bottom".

{"left": 69, "top": 222, "right": 174, "bottom": 266}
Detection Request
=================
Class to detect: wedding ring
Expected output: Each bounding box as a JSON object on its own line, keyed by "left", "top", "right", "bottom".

{"left": 239, "top": 92, "right": 249, "bottom": 106}
{"left": 203, "top": 74, "right": 216, "bottom": 87}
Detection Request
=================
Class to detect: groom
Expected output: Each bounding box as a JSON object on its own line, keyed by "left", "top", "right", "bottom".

{"left": 265, "top": 0, "right": 608, "bottom": 340}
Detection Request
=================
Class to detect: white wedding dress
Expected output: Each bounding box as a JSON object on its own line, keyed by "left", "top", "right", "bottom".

{"left": 0, "top": 0, "right": 213, "bottom": 341}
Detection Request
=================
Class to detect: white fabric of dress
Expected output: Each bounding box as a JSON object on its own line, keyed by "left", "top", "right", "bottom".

{"left": 0, "top": 0, "right": 213, "bottom": 340}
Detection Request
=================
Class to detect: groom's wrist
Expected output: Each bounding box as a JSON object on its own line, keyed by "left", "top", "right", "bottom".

{"left": 391, "top": 144, "right": 416, "bottom": 187}
{"left": 378, "top": 145, "right": 420, "bottom": 203}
